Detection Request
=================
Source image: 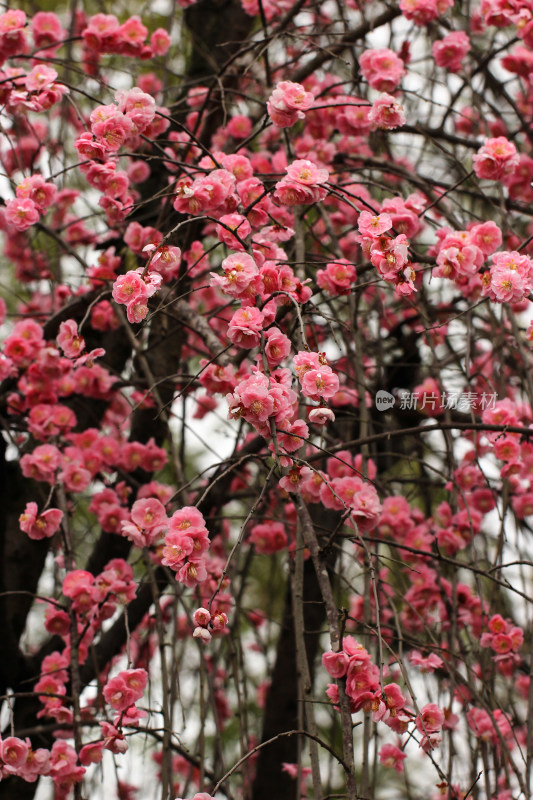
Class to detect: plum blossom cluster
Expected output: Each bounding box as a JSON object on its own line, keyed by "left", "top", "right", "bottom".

{"left": 0, "top": 736, "right": 51, "bottom": 784}
{"left": 161, "top": 507, "right": 211, "bottom": 588}
{"left": 357, "top": 210, "right": 415, "bottom": 295}
{"left": 472, "top": 137, "right": 519, "bottom": 181}
{"left": 359, "top": 48, "right": 405, "bottom": 93}
{"left": 5, "top": 173, "right": 59, "bottom": 232}
{"left": 273, "top": 159, "right": 329, "bottom": 207}
{"left": 3, "top": 1, "right": 533, "bottom": 798}
{"left": 267, "top": 80, "right": 315, "bottom": 128}
{"left": 27, "top": 560, "right": 141, "bottom": 790}
{"left": 192, "top": 606, "right": 229, "bottom": 643}
{"left": 479, "top": 614, "right": 524, "bottom": 670}
{"left": 323, "top": 637, "right": 448, "bottom": 753}
{"left": 482, "top": 251, "right": 533, "bottom": 304}
{"left": 432, "top": 221, "right": 502, "bottom": 290}
{"left": 82, "top": 13, "right": 170, "bottom": 62}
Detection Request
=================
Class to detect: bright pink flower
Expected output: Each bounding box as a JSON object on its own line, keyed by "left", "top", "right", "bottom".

{"left": 103, "top": 668, "right": 148, "bottom": 712}
{"left": 59, "top": 462, "right": 91, "bottom": 493}
{"left": 57, "top": 320, "right": 85, "bottom": 358}
{"left": 169, "top": 506, "right": 207, "bottom": 534}
{"left": 469, "top": 221, "right": 502, "bottom": 256}
{"left": 263, "top": 327, "right": 291, "bottom": 367}
{"left": 115, "top": 87, "right": 156, "bottom": 133}
{"left": 409, "top": 650, "right": 444, "bottom": 672}
{"left": 416, "top": 703, "right": 444, "bottom": 734}
{"left": 273, "top": 180, "right": 325, "bottom": 206}
{"left": 211, "top": 252, "right": 261, "bottom": 298}
{"left": 472, "top": 137, "right": 519, "bottom": 181}
{"left": 74, "top": 132, "right": 109, "bottom": 161}
{"left": 5, "top": 198, "right": 40, "bottom": 231}
{"left": 112, "top": 271, "right": 149, "bottom": 304}
{"left": 177, "top": 559, "right": 208, "bottom": 587}
{"left": 432, "top": 31, "right": 471, "bottom": 72}
{"left": 16, "top": 175, "right": 57, "bottom": 212}
{"left": 226, "top": 114, "right": 252, "bottom": 139}
{"left": 322, "top": 650, "right": 350, "bottom": 678}
{"left": 79, "top": 742, "right": 104, "bottom": 766}
{"left": 150, "top": 27, "right": 171, "bottom": 56}
{"left": 215, "top": 213, "right": 251, "bottom": 250}
{"left": 31, "top": 11, "right": 67, "bottom": 48}
{"left": 301, "top": 367, "right": 340, "bottom": 400}
{"left": 227, "top": 306, "right": 265, "bottom": 349}
{"left": 400, "top": 0, "right": 453, "bottom": 24}
{"left": 162, "top": 531, "right": 194, "bottom": 568}
{"left": 250, "top": 521, "right": 288, "bottom": 554}
{"left": 1, "top": 737, "right": 29, "bottom": 769}
{"left": 130, "top": 497, "right": 168, "bottom": 530}
{"left": 379, "top": 744, "right": 406, "bottom": 773}
{"left": 19, "top": 502, "right": 63, "bottom": 540}
{"left": 267, "top": 80, "right": 314, "bottom": 127}
{"left": 317, "top": 260, "right": 357, "bottom": 295}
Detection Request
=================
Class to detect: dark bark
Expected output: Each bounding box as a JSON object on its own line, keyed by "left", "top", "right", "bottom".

{"left": 252, "top": 513, "right": 338, "bottom": 800}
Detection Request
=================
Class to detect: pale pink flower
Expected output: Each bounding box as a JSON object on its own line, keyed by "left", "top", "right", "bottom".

{"left": 32, "top": 11, "right": 67, "bottom": 48}
{"left": 227, "top": 306, "right": 264, "bottom": 348}
{"left": 368, "top": 94, "right": 406, "bottom": 130}
{"left": 126, "top": 299, "right": 149, "bottom": 324}
{"left": 267, "top": 80, "right": 314, "bottom": 127}
{"left": 359, "top": 48, "right": 405, "bottom": 92}
{"left": 301, "top": 367, "right": 340, "bottom": 400}
{"left": 285, "top": 159, "right": 329, "bottom": 186}
{"left": 193, "top": 626, "right": 212, "bottom": 643}
{"left": 358, "top": 210, "right": 393, "bottom": 238}
{"left": 16, "top": 175, "right": 57, "bottom": 213}
{"left": 308, "top": 406, "right": 335, "bottom": 424}
{"left": 25, "top": 64, "right": 58, "bottom": 93}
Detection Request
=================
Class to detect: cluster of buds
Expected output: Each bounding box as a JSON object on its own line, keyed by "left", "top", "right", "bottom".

{"left": 192, "top": 606, "right": 228, "bottom": 643}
